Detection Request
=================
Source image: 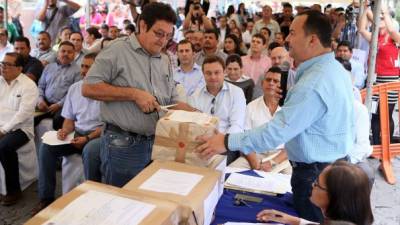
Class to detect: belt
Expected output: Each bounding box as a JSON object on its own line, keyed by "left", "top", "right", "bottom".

{"left": 105, "top": 123, "right": 147, "bottom": 138}
{"left": 290, "top": 156, "right": 348, "bottom": 169}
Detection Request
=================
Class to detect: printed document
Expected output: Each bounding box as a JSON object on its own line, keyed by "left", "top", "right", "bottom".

{"left": 44, "top": 190, "right": 155, "bottom": 225}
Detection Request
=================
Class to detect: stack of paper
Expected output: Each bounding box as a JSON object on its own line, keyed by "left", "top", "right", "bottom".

{"left": 42, "top": 131, "right": 75, "bottom": 146}
{"left": 224, "top": 173, "right": 291, "bottom": 195}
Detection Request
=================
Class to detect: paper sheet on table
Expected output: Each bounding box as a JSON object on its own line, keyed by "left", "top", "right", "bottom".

{"left": 254, "top": 171, "right": 292, "bottom": 193}
{"left": 41, "top": 131, "right": 75, "bottom": 146}
{"left": 225, "top": 173, "right": 290, "bottom": 194}
{"left": 139, "top": 169, "right": 203, "bottom": 196}
{"left": 225, "top": 222, "right": 283, "bottom": 225}
{"left": 44, "top": 190, "right": 155, "bottom": 225}
{"left": 168, "top": 110, "right": 212, "bottom": 124}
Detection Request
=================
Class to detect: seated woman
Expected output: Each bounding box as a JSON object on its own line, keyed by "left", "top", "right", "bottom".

{"left": 223, "top": 34, "right": 245, "bottom": 56}
{"left": 256, "top": 160, "right": 374, "bottom": 225}
{"left": 224, "top": 54, "right": 254, "bottom": 104}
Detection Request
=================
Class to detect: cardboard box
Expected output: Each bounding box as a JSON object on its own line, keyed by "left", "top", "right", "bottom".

{"left": 25, "top": 181, "right": 182, "bottom": 225}
{"left": 151, "top": 110, "right": 219, "bottom": 167}
{"left": 123, "top": 161, "right": 223, "bottom": 225}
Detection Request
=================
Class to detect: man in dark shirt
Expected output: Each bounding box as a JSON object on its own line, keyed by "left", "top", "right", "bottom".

{"left": 13, "top": 37, "right": 44, "bottom": 83}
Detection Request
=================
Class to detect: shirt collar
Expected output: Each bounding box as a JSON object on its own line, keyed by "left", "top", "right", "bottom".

{"left": 177, "top": 63, "right": 201, "bottom": 73}
{"left": 0, "top": 73, "right": 24, "bottom": 86}
{"left": 295, "top": 52, "right": 334, "bottom": 83}
{"left": 56, "top": 60, "right": 72, "bottom": 68}
{"left": 129, "top": 35, "right": 161, "bottom": 58}
{"left": 202, "top": 81, "right": 229, "bottom": 95}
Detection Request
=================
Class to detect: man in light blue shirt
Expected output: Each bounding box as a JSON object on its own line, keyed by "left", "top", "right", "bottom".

{"left": 189, "top": 55, "right": 246, "bottom": 164}
{"left": 36, "top": 41, "right": 81, "bottom": 130}
{"left": 196, "top": 11, "right": 354, "bottom": 223}
{"left": 174, "top": 40, "right": 205, "bottom": 96}
{"left": 33, "top": 53, "right": 102, "bottom": 215}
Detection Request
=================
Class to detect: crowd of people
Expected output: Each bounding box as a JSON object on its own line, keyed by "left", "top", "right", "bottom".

{"left": 1, "top": 0, "right": 399, "bottom": 224}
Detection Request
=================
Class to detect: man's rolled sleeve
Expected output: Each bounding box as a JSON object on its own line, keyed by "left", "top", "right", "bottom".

{"left": 228, "top": 88, "right": 327, "bottom": 155}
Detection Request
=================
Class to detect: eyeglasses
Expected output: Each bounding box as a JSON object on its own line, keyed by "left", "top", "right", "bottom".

{"left": 0, "top": 62, "right": 16, "bottom": 68}
{"left": 312, "top": 178, "right": 327, "bottom": 191}
{"left": 153, "top": 30, "right": 173, "bottom": 40}
{"left": 210, "top": 97, "right": 216, "bottom": 115}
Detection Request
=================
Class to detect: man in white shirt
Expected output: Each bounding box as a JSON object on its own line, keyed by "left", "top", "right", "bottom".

{"left": 252, "top": 5, "right": 281, "bottom": 41}
{"left": 242, "top": 20, "right": 254, "bottom": 47}
{"left": 0, "top": 53, "right": 39, "bottom": 206}
{"left": 189, "top": 55, "right": 246, "bottom": 164}
{"left": 230, "top": 67, "right": 290, "bottom": 173}
{"left": 0, "top": 29, "right": 14, "bottom": 61}
{"left": 174, "top": 40, "right": 205, "bottom": 97}
{"left": 336, "top": 41, "right": 366, "bottom": 90}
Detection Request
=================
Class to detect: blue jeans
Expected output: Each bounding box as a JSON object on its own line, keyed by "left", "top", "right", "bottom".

{"left": 100, "top": 129, "right": 154, "bottom": 187}
{"left": 291, "top": 163, "right": 328, "bottom": 223}
{"left": 38, "top": 143, "right": 80, "bottom": 201}
{"left": 82, "top": 138, "right": 102, "bottom": 182}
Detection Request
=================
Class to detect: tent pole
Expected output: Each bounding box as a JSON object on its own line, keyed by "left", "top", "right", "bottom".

{"left": 364, "top": 0, "right": 382, "bottom": 113}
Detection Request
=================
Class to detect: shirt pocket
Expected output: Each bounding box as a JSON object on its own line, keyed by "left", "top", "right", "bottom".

{"left": 9, "top": 93, "right": 22, "bottom": 111}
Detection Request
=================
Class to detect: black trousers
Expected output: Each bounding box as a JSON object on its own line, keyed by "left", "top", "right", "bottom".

{"left": 371, "top": 103, "right": 395, "bottom": 145}
{"left": 0, "top": 129, "right": 29, "bottom": 194}
{"left": 34, "top": 109, "right": 64, "bottom": 130}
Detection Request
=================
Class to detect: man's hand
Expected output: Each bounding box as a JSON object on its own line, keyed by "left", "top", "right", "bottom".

{"left": 71, "top": 136, "right": 88, "bottom": 149}
{"left": 57, "top": 129, "right": 68, "bottom": 141}
{"left": 195, "top": 132, "right": 227, "bottom": 160}
{"left": 132, "top": 89, "right": 160, "bottom": 113}
{"left": 37, "top": 100, "right": 49, "bottom": 112}
{"left": 274, "top": 86, "right": 283, "bottom": 103}
{"left": 257, "top": 209, "right": 300, "bottom": 225}
{"left": 48, "top": 103, "right": 61, "bottom": 114}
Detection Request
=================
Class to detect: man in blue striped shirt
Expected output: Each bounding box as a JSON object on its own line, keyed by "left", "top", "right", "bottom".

{"left": 196, "top": 11, "right": 355, "bottom": 223}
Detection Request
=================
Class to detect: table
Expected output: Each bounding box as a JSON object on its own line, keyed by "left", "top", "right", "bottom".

{"left": 212, "top": 170, "right": 298, "bottom": 225}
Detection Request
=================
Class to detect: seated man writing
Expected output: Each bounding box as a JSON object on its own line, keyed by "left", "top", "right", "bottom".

{"left": 230, "top": 67, "right": 290, "bottom": 173}
{"left": 32, "top": 53, "right": 102, "bottom": 214}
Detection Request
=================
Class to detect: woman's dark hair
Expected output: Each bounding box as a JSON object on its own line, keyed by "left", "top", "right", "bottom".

{"left": 324, "top": 160, "right": 374, "bottom": 225}
{"left": 140, "top": 2, "right": 177, "bottom": 32}
{"left": 236, "top": 3, "right": 247, "bottom": 15}
{"left": 86, "top": 27, "right": 102, "bottom": 39}
{"left": 224, "top": 34, "right": 244, "bottom": 56}
{"left": 226, "top": 54, "right": 243, "bottom": 68}
{"left": 226, "top": 5, "right": 235, "bottom": 18}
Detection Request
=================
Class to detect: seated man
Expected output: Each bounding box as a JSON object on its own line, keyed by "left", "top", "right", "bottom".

{"left": 0, "top": 52, "right": 39, "bottom": 206}
{"left": 33, "top": 53, "right": 102, "bottom": 214}
{"left": 30, "top": 31, "right": 57, "bottom": 66}
{"left": 174, "top": 39, "right": 204, "bottom": 97}
{"left": 230, "top": 67, "right": 290, "bottom": 173}
{"left": 14, "top": 37, "right": 44, "bottom": 83}
{"left": 36, "top": 41, "right": 81, "bottom": 130}
{"left": 189, "top": 55, "right": 246, "bottom": 164}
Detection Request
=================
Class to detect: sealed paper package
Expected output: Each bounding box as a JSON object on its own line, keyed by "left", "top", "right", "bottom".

{"left": 152, "top": 110, "right": 221, "bottom": 167}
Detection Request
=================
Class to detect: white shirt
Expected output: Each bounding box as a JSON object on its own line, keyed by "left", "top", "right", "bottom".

{"left": 245, "top": 96, "right": 284, "bottom": 149}
{"left": 0, "top": 42, "right": 14, "bottom": 61}
{"left": 189, "top": 82, "right": 246, "bottom": 133}
{"left": 242, "top": 30, "right": 252, "bottom": 45}
{"left": 349, "top": 101, "right": 373, "bottom": 164}
{"left": 0, "top": 74, "right": 39, "bottom": 138}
